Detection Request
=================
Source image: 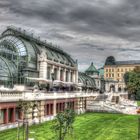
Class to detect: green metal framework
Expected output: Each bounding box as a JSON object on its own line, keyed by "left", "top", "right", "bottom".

{"left": 78, "top": 72, "right": 96, "bottom": 88}
{"left": 85, "top": 62, "right": 99, "bottom": 76}
{"left": 0, "top": 26, "right": 76, "bottom": 87}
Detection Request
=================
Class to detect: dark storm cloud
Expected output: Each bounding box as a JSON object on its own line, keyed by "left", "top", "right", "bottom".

{"left": 5, "top": 0, "right": 140, "bottom": 40}
{"left": 1, "top": 0, "right": 140, "bottom": 71}
{"left": 78, "top": 42, "right": 140, "bottom": 54}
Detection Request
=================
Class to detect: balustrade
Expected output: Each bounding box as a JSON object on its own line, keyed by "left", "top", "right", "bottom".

{"left": 0, "top": 90, "right": 98, "bottom": 102}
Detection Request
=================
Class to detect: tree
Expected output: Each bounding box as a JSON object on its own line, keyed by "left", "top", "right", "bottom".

{"left": 124, "top": 67, "right": 140, "bottom": 99}
{"left": 52, "top": 109, "right": 75, "bottom": 140}
{"left": 17, "top": 99, "right": 33, "bottom": 119}
{"left": 17, "top": 99, "right": 33, "bottom": 140}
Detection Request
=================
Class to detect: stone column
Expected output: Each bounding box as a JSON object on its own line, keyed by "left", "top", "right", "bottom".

{"left": 49, "top": 104, "right": 51, "bottom": 115}
{"left": 63, "top": 69, "right": 66, "bottom": 82}
{"left": 40, "top": 101, "right": 45, "bottom": 122}
{"left": 57, "top": 67, "right": 60, "bottom": 80}
{"left": 19, "top": 111, "right": 23, "bottom": 120}
{"left": 75, "top": 70, "right": 78, "bottom": 84}
{"left": 38, "top": 51, "right": 47, "bottom": 79}
{"left": 116, "top": 84, "right": 118, "bottom": 93}
{"left": 105, "top": 82, "right": 109, "bottom": 92}
{"left": 58, "top": 103, "right": 60, "bottom": 112}
{"left": 98, "top": 79, "right": 101, "bottom": 90}
{"left": 73, "top": 71, "right": 76, "bottom": 83}
{"left": 4, "top": 108, "right": 8, "bottom": 124}
{"left": 68, "top": 70, "right": 71, "bottom": 82}
{"left": 51, "top": 65, "right": 54, "bottom": 75}
{"left": 51, "top": 66, "right": 54, "bottom": 89}
{"left": 12, "top": 108, "right": 16, "bottom": 122}
{"left": 39, "top": 60, "right": 47, "bottom": 79}
{"left": 53, "top": 100, "right": 56, "bottom": 116}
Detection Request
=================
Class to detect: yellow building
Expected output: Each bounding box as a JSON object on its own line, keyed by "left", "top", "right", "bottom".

{"left": 104, "top": 56, "right": 140, "bottom": 92}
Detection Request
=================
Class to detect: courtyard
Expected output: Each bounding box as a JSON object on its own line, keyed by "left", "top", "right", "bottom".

{"left": 0, "top": 112, "right": 138, "bottom": 140}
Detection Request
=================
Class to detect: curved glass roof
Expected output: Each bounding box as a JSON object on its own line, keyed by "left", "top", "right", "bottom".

{"left": 0, "top": 56, "right": 17, "bottom": 80}
{"left": 44, "top": 47, "right": 73, "bottom": 65}
{"left": 20, "top": 39, "right": 36, "bottom": 59}
{"left": 78, "top": 72, "right": 96, "bottom": 88}
{"left": 0, "top": 26, "right": 77, "bottom": 86}
{"left": 2, "top": 26, "right": 76, "bottom": 67}
{"left": 0, "top": 36, "right": 27, "bottom": 56}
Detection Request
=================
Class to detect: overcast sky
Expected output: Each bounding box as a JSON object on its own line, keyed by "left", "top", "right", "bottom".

{"left": 0, "top": 0, "right": 140, "bottom": 71}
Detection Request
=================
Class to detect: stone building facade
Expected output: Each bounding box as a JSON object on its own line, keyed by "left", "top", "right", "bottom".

{"left": 0, "top": 26, "right": 98, "bottom": 130}
{"left": 104, "top": 56, "right": 140, "bottom": 92}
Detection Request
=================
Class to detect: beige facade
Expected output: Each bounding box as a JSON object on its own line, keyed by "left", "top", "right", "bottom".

{"left": 104, "top": 56, "right": 140, "bottom": 91}
{"left": 104, "top": 65, "right": 136, "bottom": 81}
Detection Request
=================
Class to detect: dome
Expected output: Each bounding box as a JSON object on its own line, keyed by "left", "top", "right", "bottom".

{"left": 85, "top": 62, "right": 99, "bottom": 76}
{"left": 105, "top": 56, "right": 116, "bottom": 65}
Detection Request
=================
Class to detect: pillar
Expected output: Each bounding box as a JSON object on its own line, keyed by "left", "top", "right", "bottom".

{"left": 68, "top": 70, "right": 71, "bottom": 82}
{"left": 75, "top": 70, "right": 78, "bottom": 83}
{"left": 57, "top": 67, "right": 60, "bottom": 80}
{"left": 40, "top": 101, "right": 45, "bottom": 122}
{"left": 116, "top": 84, "right": 118, "bottom": 93}
{"left": 48, "top": 104, "right": 51, "bottom": 115}
{"left": 12, "top": 108, "right": 16, "bottom": 122}
{"left": 70, "top": 72, "right": 73, "bottom": 82}
{"left": 38, "top": 51, "right": 47, "bottom": 79}
{"left": 19, "top": 111, "right": 23, "bottom": 120}
{"left": 4, "top": 108, "right": 8, "bottom": 124}
{"left": 39, "top": 61, "right": 47, "bottom": 79}
{"left": 58, "top": 103, "right": 60, "bottom": 113}
{"left": 63, "top": 69, "right": 66, "bottom": 82}
{"left": 53, "top": 100, "right": 56, "bottom": 116}
{"left": 73, "top": 71, "right": 76, "bottom": 83}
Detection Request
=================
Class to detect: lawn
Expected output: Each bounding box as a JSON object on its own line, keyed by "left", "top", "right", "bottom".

{"left": 137, "top": 100, "right": 140, "bottom": 106}
{"left": 0, "top": 113, "right": 139, "bottom": 140}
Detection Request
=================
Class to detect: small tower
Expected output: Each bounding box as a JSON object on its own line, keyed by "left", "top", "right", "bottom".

{"left": 85, "top": 62, "right": 99, "bottom": 78}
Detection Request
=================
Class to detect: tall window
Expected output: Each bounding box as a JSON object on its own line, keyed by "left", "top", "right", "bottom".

{"left": 66, "top": 71, "right": 69, "bottom": 82}
{"left": 71, "top": 72, "right": 73, "bottom": 82}
{"left": 47, "top": 67, "right": 51, "bottom": 79}
{"left": 54, "top": 68, "right": 57, "bottom": 80}
{"left": 60, "top": 69, "right": 63, "bottom": 81}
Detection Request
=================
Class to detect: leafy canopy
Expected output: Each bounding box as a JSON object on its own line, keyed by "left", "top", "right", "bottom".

{"left": 124, "top": 66, "right": 140, "bottom": 99}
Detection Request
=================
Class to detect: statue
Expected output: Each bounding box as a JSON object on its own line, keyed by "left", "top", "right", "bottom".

{"left": 38, "top": 50, "right": 46, "bottom": 61}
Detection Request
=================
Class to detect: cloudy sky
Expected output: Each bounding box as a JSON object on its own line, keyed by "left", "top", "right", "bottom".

{"left": 0, "top": 0, "right": 140, "bottom": 71}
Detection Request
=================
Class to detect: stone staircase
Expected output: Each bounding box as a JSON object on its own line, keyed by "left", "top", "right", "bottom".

{"left": 86, "top": 93, "right": 138, "bottom": 114}
{"left": 93, "top": 94, "right": 108, "bottom": 101}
